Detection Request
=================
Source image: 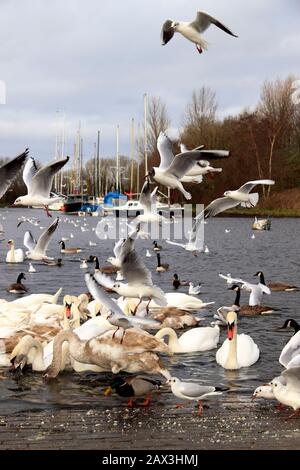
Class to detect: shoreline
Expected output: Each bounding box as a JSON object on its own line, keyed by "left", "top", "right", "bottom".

{"left": 1, "top": 399, "right": 300, "bottom": 450}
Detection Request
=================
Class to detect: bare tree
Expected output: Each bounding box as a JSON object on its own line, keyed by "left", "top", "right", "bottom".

{"left": 258, "top": 76, "right": 296, "bottom": 196}
{"left": 180, "top": 86, "right": 218, "bottom": 148}
{"left": 145, "top": 96, "right": 170, "bottom": 155}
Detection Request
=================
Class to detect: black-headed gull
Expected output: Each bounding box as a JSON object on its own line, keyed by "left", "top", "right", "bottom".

{"left": 167, "top": 376, "right": 225, "bottom": 415}
{"left": 198, "top": 180, "right": 275, "bottom": 219}
{"left": 13, "top": 156, "right": 69, "bottom": 216}
{"left": 24, "top": 217, "right": 59, "bottom": 261}
{"left": 161, "top": 10, "right": 238, "bottom": 54}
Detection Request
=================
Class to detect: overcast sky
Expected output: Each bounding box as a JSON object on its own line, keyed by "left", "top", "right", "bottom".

{"left": 0, "top": 0, "right": 299, "bottom": 163}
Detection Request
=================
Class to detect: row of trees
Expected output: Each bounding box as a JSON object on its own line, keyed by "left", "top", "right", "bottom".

{"left": 1, "top": 75, "right": 299, "bottom": 206}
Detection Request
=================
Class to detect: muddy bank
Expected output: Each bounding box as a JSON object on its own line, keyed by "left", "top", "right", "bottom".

{"left": 1, "top": 398, "right": 300, "bottom": 450}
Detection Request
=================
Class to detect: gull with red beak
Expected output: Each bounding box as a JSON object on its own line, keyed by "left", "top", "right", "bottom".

{"left": 216, "top": 311, "right": 260, "bottom": 370}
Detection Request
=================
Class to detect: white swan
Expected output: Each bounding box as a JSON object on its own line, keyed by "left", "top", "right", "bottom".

{"left": 151, "top": 292, "right": 214, "bottom": 310}
{"left": 155, "top": 326, "right": 219, "bottom": 353}
{"left": 6, "top": 240, "right": 24, "bottom": 263}
{"left": 216, "top": 311, "right": 260, "bottom": 369}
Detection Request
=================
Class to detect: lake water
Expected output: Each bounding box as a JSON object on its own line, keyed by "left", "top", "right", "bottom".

{"left": 0, "top": 208, "right": 299, "bottom": 415}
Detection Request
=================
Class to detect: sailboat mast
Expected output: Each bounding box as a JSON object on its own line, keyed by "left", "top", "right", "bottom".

{"left": 143, "top": 93, "right": 148, "bottom": 175}
{"left": 137, "top": 122, "right": 140, "bottom": 195}
{"left": 116, "top": 124, "right": 120, "bottom": 193}
{"left": 130, "top": 117, "right": 135, "bottom": 196}
{"left": 96, "top": 130, "right": 100, "bottom": 198}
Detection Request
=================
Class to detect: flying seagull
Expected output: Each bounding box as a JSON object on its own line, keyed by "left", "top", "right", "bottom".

{"left": 161, "top": 10, "right": 238, "bottom": 54}
{"left": 23, "top": 217, "right": 59, "bottom": 261}
{"left": 149, "top": 143, "right": 228, "bottom": 200}
{"left": 13, "top": 156, "right": 69, "bottom": 216}
{"left": 0, "top": 149, "right": 29, "bottom": 200}
{"left": 197, "top": 180, "right": 275, "bottom": 219}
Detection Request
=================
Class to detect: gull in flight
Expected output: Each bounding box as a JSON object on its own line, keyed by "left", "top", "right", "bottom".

{"left": 149, "top": 138, "right": 228, "bottom": 200}
{"left": 166, "top": 216, "right": 204, "bottom": 255}
{"left": 94, "top": 230, "right": 167, "bottom": 314}
{"left": 0, "top": 149, "right": 29, "bottom": 200}
{"left": 23, "top": 217, "right": 59, "bottom": 261}
{"left": 197, "top": 180, "right": 275, "bottom": 219}
{"left": 13, "top": 156, "right": 69, "bottom": 216}
{"left": 157, "top": 132, "right": 229, "bottom": 185}
{"left": 161, "top": 10, "right": 238, "bottom": 54}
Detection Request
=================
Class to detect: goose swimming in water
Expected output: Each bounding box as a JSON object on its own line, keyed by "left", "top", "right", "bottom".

{"left": 254, "top": 271, "right": 299, "bottom": 292}
{"left": 156, "top": 253, "right": 169, "bottom": 272}
{"left": 7, "top": 273, "right": 28, "bottom": 294}
{"left": 228, "top": 285, "right": 275, "bottom": 315}
{"left": 59, "top": 240, "right": 82, "bottom": 254}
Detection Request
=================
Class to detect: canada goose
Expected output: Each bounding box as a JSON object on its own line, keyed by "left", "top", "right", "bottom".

{"left": 228, "top": 284, "right": 275, "bottom": 315}
{"left": 152, "top": 241, "right": 162, "bottom": 251}
{"left": 7, "top": 273, "right": 28, "bottom": 294}
{"left": 59, "top": 240, "right": 82, "bottom": 254}
{"left": 254, "top": 271, "right": 299, "bottom": 292}
{"left": 156, "top": 253, "right": 169, "bottom": 272}
{"left": 6, "top": 240, "right": 24, "bottom": 263}
{"left": 172, "top": 273, "right": 189, "bottom": 290}
{"left": 216, "top": 311, "right": 260, "bottom": 370}
{"left": 104, "top": 376, "right": 162, "bottom": 407}
{"left": 43, "top": 258, "right": 63, "bottom": 266}
{"left": 94, "top": 255, "right": 119, "bottom": 274}
{"left": 279, "top": 319, "right": 300, "bottom": 335}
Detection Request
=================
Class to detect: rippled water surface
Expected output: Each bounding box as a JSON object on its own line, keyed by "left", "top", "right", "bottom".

{"left": 0, "top": 208, "right": 299, "bottom": 415}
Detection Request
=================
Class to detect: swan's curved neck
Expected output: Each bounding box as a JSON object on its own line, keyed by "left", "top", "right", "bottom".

{"left": 47, "top": 331, "right": 84, "bottom": 377}
{"left": 22, "top": 338, "right": 44, "bottom": 371}
{"left": 155, "top": 328, "right": 181, "bottom": 352}
{"left": 10, "top": 243, "right": 15, "bottom": 263}
{"left": 225, "top": 323, "right": 238, "bottom": 369}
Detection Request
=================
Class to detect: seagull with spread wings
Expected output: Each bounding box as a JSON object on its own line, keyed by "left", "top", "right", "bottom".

{"left": 197, "top": 180, "right": 275, "bottom": 219}
{"left": 161, "top": 10, "right": 238, "bottom": 54}
{"left": 13, "top": 156, "right": 69, "bottom": 216}
{"left": 23, "top": 217, "right": 59, "bottom": 261}
{"left": 157, "top": 132, "right": 228, "bottom": 185}
{"left": 0, "top": 149, "right": 29, "bottom": 200}
{"left": 149, "top": 137, "right": 229, "bottom": 200}
{"left": 94, "top": 231, "right": 167, "bottom": 314}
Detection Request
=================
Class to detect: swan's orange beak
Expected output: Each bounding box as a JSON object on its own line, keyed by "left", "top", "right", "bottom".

{"left": 65, "top": 303, "right": 72, "bottom": 319}
{"left": 227, "top": 322, "right": 235, "bottom": 341}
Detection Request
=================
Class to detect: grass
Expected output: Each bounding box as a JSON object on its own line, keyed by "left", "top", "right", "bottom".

{"left": 223, "top": 207, "right": 300, "bottom": 217}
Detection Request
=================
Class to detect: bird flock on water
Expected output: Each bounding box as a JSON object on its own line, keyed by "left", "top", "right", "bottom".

{"left": 0, "top": 8, "right": 299, "bottom": 419}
